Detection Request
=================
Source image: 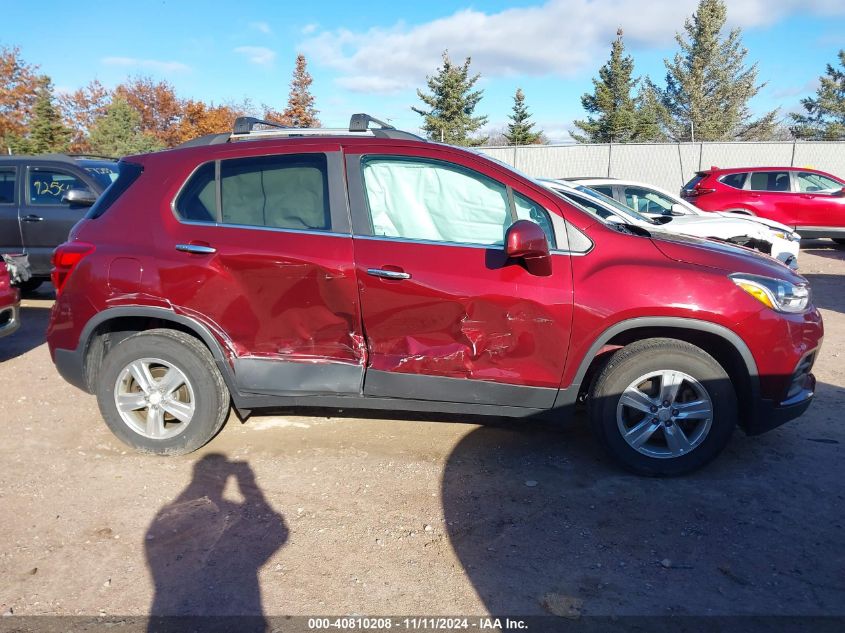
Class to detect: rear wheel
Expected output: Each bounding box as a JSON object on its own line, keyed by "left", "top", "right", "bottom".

{"left": 96, "top": 329, "right": 230, "bottom": 455}
{"left": 588, "top": 338, "right": 736, "bottom": 476}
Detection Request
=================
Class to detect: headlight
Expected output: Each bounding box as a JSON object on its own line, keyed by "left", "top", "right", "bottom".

{"left": 771, "top": 231, "right": 801, "bottom": 243}
{"left": 730, "top": 273, "right": 810, "bottom": 313}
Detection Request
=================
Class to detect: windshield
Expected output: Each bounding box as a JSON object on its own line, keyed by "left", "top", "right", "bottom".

{"left": 79, "top": 160, "right": 119, "bottom": 190}
{"left": 573, "top": 185, "right": 655, "bottom": 224}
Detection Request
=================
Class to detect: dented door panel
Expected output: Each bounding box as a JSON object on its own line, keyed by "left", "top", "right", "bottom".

{"left": 353, "top": 238, "right": 572, "bottom": 391}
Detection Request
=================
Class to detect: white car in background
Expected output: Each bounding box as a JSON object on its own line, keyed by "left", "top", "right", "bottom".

{"left": 542, "top": 179, "right": 800, "bottom": 269}
{"left": 557, "top": 178, "right": 801, "bottom": 269}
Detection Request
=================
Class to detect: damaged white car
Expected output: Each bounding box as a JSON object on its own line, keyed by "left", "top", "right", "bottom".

{"left": 564, "top": 177, "right": 801, "bottom": 269}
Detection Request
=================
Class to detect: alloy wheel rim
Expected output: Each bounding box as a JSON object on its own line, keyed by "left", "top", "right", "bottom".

{"left": 616, "top": 369, "right": 713, "bottom": 459}
{"left": 113, "top": 358, "right": 196, "bottom": 440}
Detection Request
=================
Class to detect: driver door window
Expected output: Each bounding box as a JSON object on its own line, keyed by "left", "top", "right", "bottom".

{"left": 28, "top": 168, "right": 89, "bottom": 206}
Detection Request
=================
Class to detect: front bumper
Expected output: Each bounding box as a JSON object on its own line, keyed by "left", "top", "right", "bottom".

{"left": 0, "top": 304, "right": 20, "bottom": 338}
{"left": 745, "top": 374, "right": 816, "bottom": 436}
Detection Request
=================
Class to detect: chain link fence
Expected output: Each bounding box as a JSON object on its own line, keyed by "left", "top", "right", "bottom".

{"left": 477, "top": 142, "right": 845, "bottom": 191}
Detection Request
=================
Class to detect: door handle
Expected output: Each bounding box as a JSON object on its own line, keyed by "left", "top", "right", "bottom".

{"left": 367, "top": 268, "right": 411, "bottom": 280}
{"left": 175, "top": 243, "right": 217, "bottom": 255}
{"left": 22, "top": 214, "right": 43, "bottom": 222}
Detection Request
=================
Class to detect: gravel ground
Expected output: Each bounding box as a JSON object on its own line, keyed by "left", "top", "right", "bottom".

{"left": 0, "top": 241, "right": 843, "bottom": 621}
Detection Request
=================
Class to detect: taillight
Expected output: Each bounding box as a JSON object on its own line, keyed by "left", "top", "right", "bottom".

{"left": 51, "top": 241, "right": 95, "bottom": 294}
{"left": 693, "top": 184, "right": 716, "bottom": 196}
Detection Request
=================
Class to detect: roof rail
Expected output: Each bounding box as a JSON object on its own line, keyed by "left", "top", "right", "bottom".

{"left": 224, "top": 113, "right": 423, "bottom": 143}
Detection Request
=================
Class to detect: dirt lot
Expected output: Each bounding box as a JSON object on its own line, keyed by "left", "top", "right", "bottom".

{"left": 0, "top": 241, "right": 843, "bottom": 622}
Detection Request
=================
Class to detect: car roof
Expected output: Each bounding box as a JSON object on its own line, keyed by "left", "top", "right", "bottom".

{"left": 0, "top": 154, "right": 117, "bottom": 164}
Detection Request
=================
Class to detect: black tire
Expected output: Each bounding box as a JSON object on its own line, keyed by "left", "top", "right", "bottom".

{"left": 96, "top": 329, "right": 230, "bottom": 455}
{"left": 588, "top": 338, "right": 736, "bottom": 476}
{"left": 832, "top": 238, "right": 845, "bottom": 246}
{"left": 14, "top": 278, "right": 43, "bottom": 294}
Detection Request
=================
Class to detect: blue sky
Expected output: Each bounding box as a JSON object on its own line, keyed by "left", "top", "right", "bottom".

{"left": 4, "top": 0, "right": 844, "bottom": 142}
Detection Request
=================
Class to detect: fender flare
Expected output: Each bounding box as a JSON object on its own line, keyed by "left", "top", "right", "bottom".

{"left": 554, "top": 316, "right": 760, "bottom": 408}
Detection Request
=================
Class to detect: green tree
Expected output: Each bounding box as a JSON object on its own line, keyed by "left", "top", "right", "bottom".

{"left": 662, "top": 0, "right": 777, "bottom": 141}
{"left": 88, "top": 97, "right": 163, "bottom": 157}
{"left": 27, "top": 77, "right": 72, "bottom": 153}
{"left": 412, "top": 51, "right": 488, "bottom": 146}
{"left": 791, "top": 50, "right": 845, "bottom": 140}
{"left": 633, "top": 77, "right": 670, "bottom": 141}
{"left": 573, "top": 30, "right": 639, "bottom": 143}
{"left": 504, "top": 88, "right": 543, "bottom": 145}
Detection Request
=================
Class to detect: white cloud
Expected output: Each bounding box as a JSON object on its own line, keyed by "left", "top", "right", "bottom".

{"left": 250, "top": 21, "right": 272, "bottom": 35}
{"left": 101, "top": 57, "right": 190, "bottom": 73}
{"left": 301, "top": 0, "right": 845, "bottom": 94}
{"left": 772, "top": 79, "right": 821, "bottom": 99}
{"left": 234, "top": 46, "right": 276, "bottom": 66}
{"left": 301, "top": 23, "right": 318, "bottom": 35}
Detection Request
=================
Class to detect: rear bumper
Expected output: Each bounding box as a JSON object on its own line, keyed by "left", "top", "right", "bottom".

{"left": 745, "top": 375, "right": 816, "bottom": 436}
{"left": 54, "top": 347, "right": 90, "bottom": 392}
{"left": 0, "top": 304, "right": 20, "bottom": 338}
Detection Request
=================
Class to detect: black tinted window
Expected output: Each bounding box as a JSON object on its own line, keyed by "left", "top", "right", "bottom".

{"left": 86, "top": 161, "right": 143, "bottom": 220}
{"left": 175, "top": 162, "right": 217, "bottom": 222}
{"left": 683, "top": 175, "right": 704, "bottom": 190}
{"left": 0, "top": 168, "right": 15, "bottom": 204}
{"left": 221, "top": 154, "right": 329, "bottom": 230}
{"left": 720, "top": 173, "right": 748, "bottom": 189}
{"left": 749, "top": 171, "right": 790, "bottom": 192}
{"left": 591, "top": 185, "right": 614, "bottom": 197}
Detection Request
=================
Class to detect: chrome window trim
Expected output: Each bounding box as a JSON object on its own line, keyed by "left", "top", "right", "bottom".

{"left": 352, "top": 233, "right": 583, "bottom": 255}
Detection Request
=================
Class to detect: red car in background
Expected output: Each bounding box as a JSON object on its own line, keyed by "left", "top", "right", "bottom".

{"left": 682, "top": 166, "right": 845, "bottom": 243}
{"left": 0, "top": 262, "right": 20, "bottom": 338}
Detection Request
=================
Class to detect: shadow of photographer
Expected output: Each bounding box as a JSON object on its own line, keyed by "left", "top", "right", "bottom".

{"left": 145, "top": 453, "right": 287, "bottom": 631}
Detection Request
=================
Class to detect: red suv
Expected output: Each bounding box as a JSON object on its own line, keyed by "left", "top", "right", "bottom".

{"left": 46, "top": 115, "right": 823, "bottom": 475}
{"left": 0, "top": 261, "right": 20, "bottom": 338}
{"left": 682, "top": 166, "right": 845, "bottom": 243}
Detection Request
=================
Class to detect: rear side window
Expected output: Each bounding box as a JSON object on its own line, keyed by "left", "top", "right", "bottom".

{"left": 720, "top": 173, "right": 748, "bottom": 189}
{"left": 0, "top": 167, "right": 15, "bottom": 204}
{"left": 85, "top": 161, "right": 143, "bottom": 219}
{"left": 749, "top": 171, "right": 790, "bottom": 192}
{"left": 175, "top": 154, "right": 331, "bottom": 231}
{"left": 591, "top": 185, "right": 614, "bottom": 197}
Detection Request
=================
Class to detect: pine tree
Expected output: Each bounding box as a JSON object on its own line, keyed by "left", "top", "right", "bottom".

{"left": 633, "top": 77, "right": 669, "bottom": 141}
{"left": 504, "top": 88, "right": 542, "bottom": 145}
{"left": 275, "top": 54, "right": 320, "bottom": 128}
{"left": 573, "top": 30, "right": 639, "bottom": 143}
{"left": 25, "top": 77, "right": 72, "bottom": 154}
{"left": 662, "top": 0, "right": 777, "bottom": 141}
{"left": 88, "top": 97, "right": 163, "bottom": 157}
{"left": 791, "top": 50, "right": 845, "bottom": 140}
{"left": 412, "top": 51, "right": 488, "bottom": 146}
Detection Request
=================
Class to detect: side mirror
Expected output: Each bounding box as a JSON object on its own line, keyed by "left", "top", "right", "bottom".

{"left": 62, "top": 188, "right": 97, "bottom": 206}
{"left": 505, "top": 220, "right": 551, "bottom": 276}
{"left": 833, "top": 187, "right": 845, "bottom": 198}
{"left": 670, "top": 203, "right": 687, "bottom": 216}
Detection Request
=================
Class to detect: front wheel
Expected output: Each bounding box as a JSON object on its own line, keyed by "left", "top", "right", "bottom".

{"left": 588, "top": 338, "right": 736, "bottom": 476}
{"left": 96, "top": 329, "right": 230, "bottom": 455}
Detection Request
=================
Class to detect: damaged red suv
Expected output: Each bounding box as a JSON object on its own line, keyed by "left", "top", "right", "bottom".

{"left": 46, "top": 115, "right": 823, "bottom": 475}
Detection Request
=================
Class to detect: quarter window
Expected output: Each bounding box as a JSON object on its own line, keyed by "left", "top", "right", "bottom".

{"left": 720, "top": 173, "right": 748, "bottom": 189}
{"left": 174, "top": 154, "right": 331, "bottom": 231}
{"left": 28, "top": 168, "right": 89, "bottom": 205}
{"left": 797, "top": 172, "right": 841, "bottom": 193}
{"left": 0, "top": 168, "right": 15, "bottom": 204}
{"left": 749, "top": 171, "right": 790, "bottom": 192}
{"left": 361, "top": 157, "right": 555, "bottom": 248}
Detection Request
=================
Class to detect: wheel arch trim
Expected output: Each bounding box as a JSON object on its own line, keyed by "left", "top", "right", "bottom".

{"left": 555, "top": 316, "right": 760, "bottom": 408}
